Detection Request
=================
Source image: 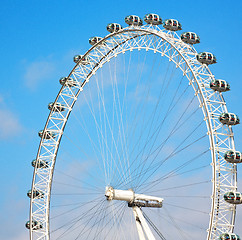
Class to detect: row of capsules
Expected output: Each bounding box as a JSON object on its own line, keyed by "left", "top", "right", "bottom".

{"left": 26, "top": 14, "right": 241, "bottom": 239}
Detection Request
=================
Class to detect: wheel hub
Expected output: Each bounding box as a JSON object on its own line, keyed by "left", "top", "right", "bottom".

{"left": 105, "top": 186, "right": 163, "bottom": 208}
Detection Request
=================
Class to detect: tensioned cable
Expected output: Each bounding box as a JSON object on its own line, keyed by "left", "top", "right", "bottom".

{"left": 82, "top": 199, "right": 124, "bottom": 239}
{"left": 54, "top": 169, "right": 104, "bottom": 192}
{"left": 162, "top": 206, "right": 190, "bottom": 240}
{"left": 116, "top": 121, "right": 206, "bottom": 189}
{"left": 133, "top": 94, "right": 200, "bottom": 188}
{"left": 128, "top": 58, "right": 187, "bottom": 158}
{"left": 52, "top": 198, "right": 106, "bottom": 236}
{"left": 136, "top": 125, "right": 207, "bottom": 191}
{"left": 116, "top": 88, "right": 199, "bottom": 188}
{"left": 130, "top": 57, "right": 177, "bottom": 185}
{"left": 120, "top": 149, "right": 209, "bottom": 192}
{"left": 71, "top": 105, "right": 108, "bottom": 180}
{"left": 52, "top": 181, "right": 101, "bottom": 192}
{"left": 109, "top": 55, "right": 131, "bottom": 185}
{"left": 121, "top": 48, "right": 133, "bottom": 185}
{"left": 161, "top": 195, "right": 209, "bottom": 198}
{"left": 51, "top": 193, "right": 99, "bottom": 196}
{"left": 96, "top": 203, "right": 127, "bottom": 239}
{"left": 164, "top": 202, "right": 209, "bottom": 214}
{"left": 114, "top": 72, "right": 192, "bottom": 188}
{"left": 74, "top": 201, "right": 125, "bottom": 239}
{"left": 142, "top": 210, "right": 166, "bottom": 240}
{"left": 148, "top": 180, "right": 210, "bottom": 193}
{"left": 125, "top": 54, "right": 172, "bottom": 167}
{"left": 75, "top": 201, "right": 125, "bottom": 239}
{"left": 108, "top": 200, "right": 128, "bottom": 239}
{"left": 155, "top": 207, "right": 207, "bottom": 231}
{"left": 75, "top": 82, "right": 126, "bottom": 185}
{"left": 138, "top": 150, "right": 210, "bottom": 190}
{"left": 50, "top": 196, "right": 103, "bottom": 220}
{"left": 57, "top": 200, "right": 107, "bottom": 239}
{"left": 93, "top": 59, "right": 129, "bottom": 185}
{"left": 109, "top": 49, "right": 149, "bottom": 186}
{"left": 133, "top": 61, "right": 179, "bottom": 177}
{"left": 54, "top": 199, "right": 123, "bottom": 239}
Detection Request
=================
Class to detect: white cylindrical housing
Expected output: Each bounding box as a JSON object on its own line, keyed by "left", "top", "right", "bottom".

{"left": 105, "top": 186, "right": 134, "bottom": 202}
{"left": 113, "top": 189, "right": 134, "bottom": 202}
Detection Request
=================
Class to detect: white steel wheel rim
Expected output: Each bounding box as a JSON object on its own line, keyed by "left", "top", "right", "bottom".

{"left": 29, "top": 25, "right": 237, "bottom": 240}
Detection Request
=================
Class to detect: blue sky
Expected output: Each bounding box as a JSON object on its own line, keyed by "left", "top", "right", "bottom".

{"left": 1, "top": 0, "right": 242, "bottom": 239}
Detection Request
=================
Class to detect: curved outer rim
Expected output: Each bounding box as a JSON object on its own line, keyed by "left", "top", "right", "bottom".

{"left": 29, "top": 24, "right": 237, "bottom": 240}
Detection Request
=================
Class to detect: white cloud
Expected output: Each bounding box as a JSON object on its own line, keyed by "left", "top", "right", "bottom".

{"left": 0, "top": 183, "right": 28, "bottom": 240}
{"left": 0, "top": 108, "right": 22, "bottom": 139}
{"left": 24, "top": 60, "right": 55, "bottom": 90}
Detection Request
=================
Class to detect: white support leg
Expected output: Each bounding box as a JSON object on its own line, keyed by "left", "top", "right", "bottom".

{"left": 133, "top": 207, "right": 146, "bottom": 240}
{"left": 132, "top": 206, "right": 156, "bottom": 240}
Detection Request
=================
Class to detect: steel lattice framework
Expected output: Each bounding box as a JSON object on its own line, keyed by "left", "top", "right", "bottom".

{"left": 29, "top": 24, "right": 237, "bottom": 240}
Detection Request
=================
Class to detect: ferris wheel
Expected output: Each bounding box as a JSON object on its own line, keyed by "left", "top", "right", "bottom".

{"left": 26, "top": 13, "right": 242, "bottom": 240}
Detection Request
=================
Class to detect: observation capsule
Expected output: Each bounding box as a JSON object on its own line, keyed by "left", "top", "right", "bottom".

{"left": 210, "top": 79, "right": 230, "bottom": 92}
{"left": 27, "top": 189, "right": 44, "bottom": 199}
{"left": 219, "top": 113, "right": 240, "bottom": 126}
{"left": 125, "top": 15, "right": 143, "bottom": 26}
{"left": 196, "top": 52, "right": 217, "bottom": 65}
{"left": 48, "top": 102, "right": 65, "bottom": 112}
{"left": 224, "top": 150, "right": 242, "bottom": 163}
{"left": 107, "top": 23, "right": 122, "bottom": 33}
{"left": 73, "top": 55, "right": 90, "bottom": 65}
{"left": 38, "top": 130, "right": 56, "bottom": 139}
{"left": 25, "top": 220, "right": 43, "bottom": 230}
{"left": 144, "top": 13, "right": 162, "bottom": 25}
{"left": 59, "top": 77, "right": 77, "bottom": 87}
{"left": 224, "top": 192, "right": 242, "bottom": 204}
{"left": 219, "top": 233, "right": 241, "bottom": 240}
{"left": 180, "top": 32, "right": 200, "bottom": 44}
{"left": 89, "top": 36, "right": 103, "bottom": 46}
{"left": 31, "top": 159, "right": 48, "bottom": 168}
{"left": 163, "top": 19, "right": 182, "bottom": 31}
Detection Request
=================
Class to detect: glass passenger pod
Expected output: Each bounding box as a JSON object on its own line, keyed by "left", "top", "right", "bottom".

{"left": 125, "top": 15, "right": 143, "bottom": 26}
{"left": 210, "top": 79, "right": 230, "bottom": 92}
{"left": 38, "top": 130, "right": 56, "bottom": 139}
{"left": 219, "top": 113, "right": 240, "bottom": 125}
{"left": 106, "top": 23, "right": 123, "bottom": 33}
{"left": 59, "top": 77, "right": 77, "bottom": 87}
{"left": 31, "top": 159, "right": 48, "bottom": 168}
{"left": 224, "top": 150, "right": 242, "bottom": 163}
{"left": 180, "top": 32, "right": 200, "bottom": 44}
{"left": 89, "top": 36, "right": 103, "bottom": 46}
{"left": 144, "top": 13, "right": 162, "bottom": 25}
{"left": 196, "top": 52, "right": 217, "bottom": 65}
{"left": 25, "top": 220, "right": 43, "bottom": 230}
{"left": 224, "top": 192, "right": 242, "bottom": 204}
{"left": 48, "top": 102, "right": 65, "bottom": 112}
{"left": 163, "top": 19, "right": 182, "bottom": 31}
{"left": 219, "top": 233, "right": 241, "bottom": 240}
{"left": 73, "top": 55, "right": 90, "bottom": 65}
{"left": 27, "top": 189, "right": 44, "bottom": 199}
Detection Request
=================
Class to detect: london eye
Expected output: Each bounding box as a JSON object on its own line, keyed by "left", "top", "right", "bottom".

{"left": 27, "top": 13, "right": 241, "bottom": 240}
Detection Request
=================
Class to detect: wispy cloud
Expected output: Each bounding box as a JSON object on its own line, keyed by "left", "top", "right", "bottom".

{"left": 0, "top": 94, "right": 23, "bottom": 140}
{"left": 0, "top": 184, "right": 28, "bottom": 240}
{"left": 24, "top": 60, "right": 55, "bottom": 90}
{"left": 0, "top": 108, "right": 22, "bottom": 139}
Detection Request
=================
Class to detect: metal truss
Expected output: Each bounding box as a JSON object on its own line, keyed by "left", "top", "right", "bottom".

{"left": 29, "top": 24, "right": 237, "bottom": 240}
